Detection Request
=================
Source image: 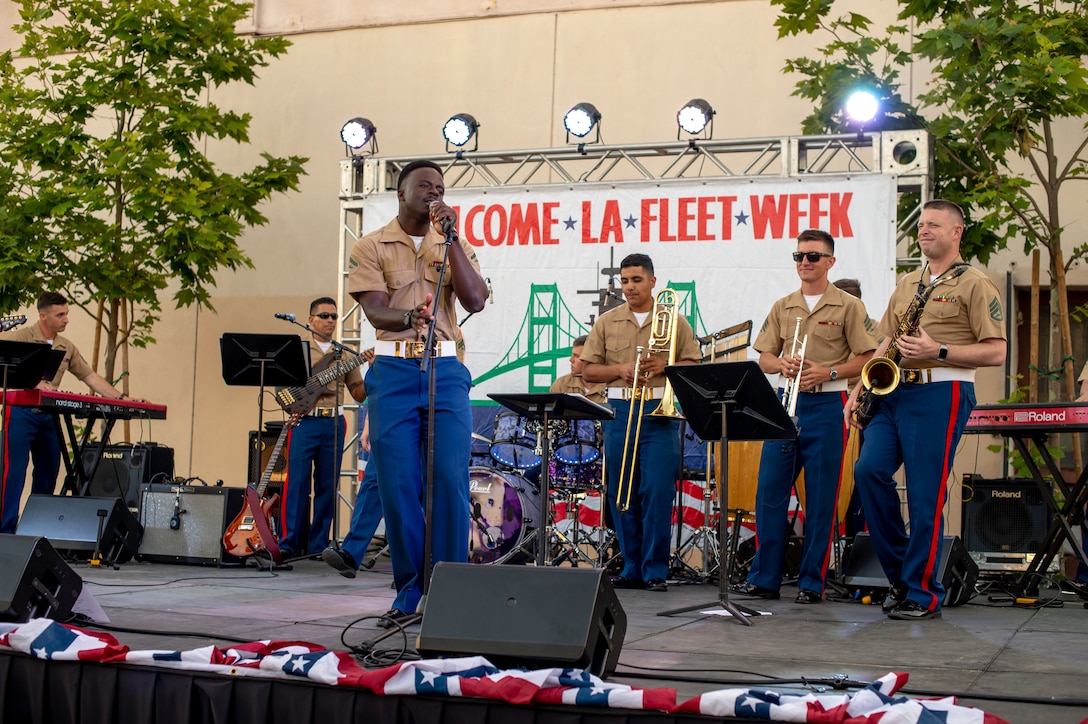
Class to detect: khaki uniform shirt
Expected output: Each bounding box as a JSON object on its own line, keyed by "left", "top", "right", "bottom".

{"left": 755, "top": 283, "right": 878, "bottom": 366}
{"left": 549, "top": 372, "right": 607, "bottom": 403}
{"left": 580, "top": 302, "right": 702, "bottom": 390}
{"left": 879, "top": 261, "right": 1006, "bottom": 370}
{"left": 3, "top": 323, "right": 94, "bottom": 388}
{"left": 346, "top": 218, "right": 482, "bottom": 360}
{"left": 306, "top": 336, "right": 364, "bottom": 408}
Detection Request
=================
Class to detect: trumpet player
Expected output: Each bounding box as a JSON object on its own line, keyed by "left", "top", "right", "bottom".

{"left": 844, "top": 200, "right": 1005, "bottom": 620}
{"left": 734, "top": 229, "right": 876, "bottom": 604}
{"left": 582, "top": 254, "right": 701, "bottom": 592}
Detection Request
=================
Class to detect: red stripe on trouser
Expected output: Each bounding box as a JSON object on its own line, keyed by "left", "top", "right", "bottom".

{"left": 920, "top": 383, "right": 962, "bottom": 607}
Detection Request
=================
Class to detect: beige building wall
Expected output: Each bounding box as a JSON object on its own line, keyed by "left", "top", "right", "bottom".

{"left": 2, "top": 1, "right": 1084, "bottom": 535}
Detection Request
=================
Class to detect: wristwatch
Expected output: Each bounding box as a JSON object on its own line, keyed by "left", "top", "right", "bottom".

{"left": 937, "top": 344, "right": 949, "bottom": 361}
{"left": 828, "top": 367, "right": 838, "bottom": 381}
{"left": 403, "top": 308, "right": 414, "bottom": 330}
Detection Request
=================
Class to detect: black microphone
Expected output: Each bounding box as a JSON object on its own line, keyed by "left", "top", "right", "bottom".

{"left": 274, "top": 313, "right": 295, "bottom": 321}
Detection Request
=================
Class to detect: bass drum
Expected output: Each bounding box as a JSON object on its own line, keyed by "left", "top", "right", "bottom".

{"left": 468, "top": 466, "right": 540, "bottom": 564}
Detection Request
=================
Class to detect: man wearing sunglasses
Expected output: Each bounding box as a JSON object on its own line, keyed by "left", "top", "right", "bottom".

{"left": 734, "top": 229, "right": 877, "bottom": 604}
{"left": 278, "top": 297, "right": 369, "bottom": 560}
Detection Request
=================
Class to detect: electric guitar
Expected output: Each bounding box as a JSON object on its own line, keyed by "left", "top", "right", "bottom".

{"left": 222, "top": 411, "right": 302, "bottom": 562}
{"left": 274, "top": 351, "right": 367, "bottom": 415}
{"left": 1, "top": 315, "right": 27, "bottom": 332}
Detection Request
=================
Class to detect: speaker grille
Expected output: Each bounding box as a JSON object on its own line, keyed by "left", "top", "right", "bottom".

{"left": 962, "top": 477, "right": 1050, "bottom": 571}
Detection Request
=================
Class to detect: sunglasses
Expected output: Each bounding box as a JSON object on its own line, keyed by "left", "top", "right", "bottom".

{"left": 311, "top": 312, "right": 337, "bottom": 320}
{"left": 792, "top": 251, "right": 832, "bottom": 263}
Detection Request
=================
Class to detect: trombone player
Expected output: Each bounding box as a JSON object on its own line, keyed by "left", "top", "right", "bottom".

{"left": 734, "top": 230, "right": 877, "bottom": 604}
{"left": 582, "top": 254, "right": 701, "bottom": 592}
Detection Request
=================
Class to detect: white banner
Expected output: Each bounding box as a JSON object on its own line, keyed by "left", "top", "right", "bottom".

{"left": 358, "top": 175, "right": 898, "bottom": 401}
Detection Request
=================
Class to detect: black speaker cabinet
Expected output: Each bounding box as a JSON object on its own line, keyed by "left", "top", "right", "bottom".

{"left": 248, "top": 430, "right": 287, "bottom": 486}
{"left": 0, "top": 535, "right": 83, "bottom": 623}
{"left": 418, "top": 563, "right": 626, "bottom": 677}
{"left": 81, "top": 443, "right": 175, "bottom": 508}
{"left": 843, "top": 532, "right": 979, "bottom": 607}
{"left": 16, "top": 495, "right": 143, "bottom": 564}
{"left": 961, "top": 475, "right": 1051, "bottom": 572}
{"left": 138, "top": 484, "right": 246, "bottom": 565}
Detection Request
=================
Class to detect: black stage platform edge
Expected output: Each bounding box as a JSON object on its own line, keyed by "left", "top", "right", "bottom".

{"left": 0, "top": 651, "right": 763, "bottom": 724}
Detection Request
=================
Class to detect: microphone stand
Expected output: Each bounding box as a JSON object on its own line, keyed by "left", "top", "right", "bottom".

{"left": 415, "top": 222, "right": 457, "bottom": 621}
{"left": 277, "top": 317, "right": 356, "bottom": 549}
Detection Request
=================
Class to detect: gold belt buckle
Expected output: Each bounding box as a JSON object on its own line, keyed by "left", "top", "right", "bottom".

{"left": 902, "top": 369, "right": 922, "bottom": 384}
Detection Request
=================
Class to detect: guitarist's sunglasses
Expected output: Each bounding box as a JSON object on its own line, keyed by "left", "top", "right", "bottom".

{"left": 311, "top": 312, "right": 338, "bottom": 319}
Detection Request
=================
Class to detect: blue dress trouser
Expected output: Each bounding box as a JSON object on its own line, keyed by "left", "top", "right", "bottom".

{"left": 603, "top": 398, "right": 681, "bottom": 583}
{"left": 340, "top": 461, "right": 384, "bottom": 565}
{"left": 280, "top": 415, "right": 345, "bottom": 556}
{"left": 854, "top": 381, "right": 974, "bottom": 612}
{"left": 747, "top": 391, "right": 848, "bottom": 594}
{"left": 1, "top": 406, "right": 62, "bottom": 534}
{"left": 366, "top": 356, "right": 471, "bottom": 614}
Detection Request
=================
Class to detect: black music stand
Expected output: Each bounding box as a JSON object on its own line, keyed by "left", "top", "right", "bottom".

{"left": 657, "top": 361, "right": 796, "bottom": 626}
{"left": 0, "top": 341, "right": 56, "bottom": 464}
{"left": 489, "top": 392, "right": 615, "bottom": 566}
{"left": 220, "top": 333, "right": 307, "bottom": 474}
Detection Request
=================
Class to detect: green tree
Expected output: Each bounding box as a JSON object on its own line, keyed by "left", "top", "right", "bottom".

{"left": 0, "top": 0, "right": 306, "bottom": 383}
{"left": 772, "top": 0, "right": 1088, "bottom": 403}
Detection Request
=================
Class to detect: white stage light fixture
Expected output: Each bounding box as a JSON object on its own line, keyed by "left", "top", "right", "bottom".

{"left": 677, "top": 99, "right": 715, "bottom": 137}
{"left": 845, "top": 91, "right": 879, "bottom": 125}
{"left": 443, "top": 113, "right": 479, "bottom": 151}
{"left": 341, "top": 117, "right": 377, "bottom": 153}
{"left": 563, "top": 103, "right": 601, "bottom": 140}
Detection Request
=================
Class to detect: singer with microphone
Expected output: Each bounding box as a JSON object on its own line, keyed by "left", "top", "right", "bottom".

{"left": 276, "top": 297, "right": 369, "bottom": 560}
{"left": 346, "top": 160, "right": 487, "bottom": 629}
{"left": 732, "top": 229, "right": 876, "bottom": 605}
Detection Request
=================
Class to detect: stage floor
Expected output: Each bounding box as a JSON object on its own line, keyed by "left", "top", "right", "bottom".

{"left": 53, "top": 552, "right": 1088, "bottom": 723}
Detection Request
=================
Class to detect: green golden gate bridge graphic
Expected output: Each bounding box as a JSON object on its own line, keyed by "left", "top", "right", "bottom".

{"left": 472, "top": 281, "right": 709, "bottom": 392}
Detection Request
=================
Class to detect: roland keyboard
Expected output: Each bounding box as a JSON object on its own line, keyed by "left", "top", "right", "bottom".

{"left": 964, "top": 402, "right": 1088, "bottom": 434}
{"left": 5, "top": 388, "right": 167, "bottom": 420}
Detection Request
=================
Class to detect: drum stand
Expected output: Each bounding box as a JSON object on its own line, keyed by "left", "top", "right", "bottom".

{"left": 548, "top": 488, "right": 600, "bottom": 567}
{"left": 672, "top": 479, "right": 720, "bottom": 581}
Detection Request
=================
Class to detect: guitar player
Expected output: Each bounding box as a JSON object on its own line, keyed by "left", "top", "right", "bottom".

{"left": 277, "top": 297, "right": 369, "bottom": 559}
{"left": 0, "top": 291, "right": 140, "bottom": 535}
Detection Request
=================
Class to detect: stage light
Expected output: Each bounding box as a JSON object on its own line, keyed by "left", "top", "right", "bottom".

{"left": 677, "top": 98, "right": 715, "bottom": 137}
{"left": 845, "top": 91, "right": 879, "bottom": 125}
{"left": 443, "top": 113, "right": 479, "bottom": 151}
{"left": 340, "top": 117, "right": 377, "bottom": 155}
{"left": 563, "top": 102, "right": 601, "bottom": 142}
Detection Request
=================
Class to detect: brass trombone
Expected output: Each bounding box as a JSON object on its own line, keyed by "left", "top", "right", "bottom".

{"left": 615, "top": 288, "right": 684, "bottom": 512}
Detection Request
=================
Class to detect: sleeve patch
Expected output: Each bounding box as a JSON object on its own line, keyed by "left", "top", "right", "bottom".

{"left": 988, "top": 296, "right": 1003, "bottom": 323}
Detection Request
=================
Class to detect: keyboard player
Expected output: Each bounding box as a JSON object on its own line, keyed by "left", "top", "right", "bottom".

{"left": 1, "top": 292, "right": 143, "bottom": 534}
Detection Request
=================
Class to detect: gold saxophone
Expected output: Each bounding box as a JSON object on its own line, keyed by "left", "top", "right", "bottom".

{"left": 854, "top": 263, "right": 970, "bottom": 426}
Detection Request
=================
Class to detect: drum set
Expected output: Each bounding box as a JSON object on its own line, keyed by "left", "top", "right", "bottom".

{"left": 468, "top": 410, "right": 614, "bottom": 568}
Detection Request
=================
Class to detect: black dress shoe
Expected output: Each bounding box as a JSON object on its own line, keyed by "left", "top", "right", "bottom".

{"left": 321, "top": 546, "right": 358, "bottom": 579}
{"left": 731, "top": 581, "right": 781, "bottom": 600}
{"left": 796, "top": 589, "right": 822, "bottom": 604}
{"left": 887, "top": 599, "right": 941, "bottom": 620}
{"left": 646, "top": 578, "right": 668, "bottom": 592}
{"left": 882, "top": 583, "right": 907, "bottom": 613}
{"left": 611, "top": 577, "right": 646, "bottom": 590}
{"left": 376, "top": 608, "right": 417, "bottom": 629}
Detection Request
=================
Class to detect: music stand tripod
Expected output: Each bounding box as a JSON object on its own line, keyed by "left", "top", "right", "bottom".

{"left": 489, "top": 393, "right": 614, "bottom": 566}
{"left": 657, "top": 361, "right": 796, "bottom": 626}
{"left": 220, "top": 333, "right": 307, "bottom": 565}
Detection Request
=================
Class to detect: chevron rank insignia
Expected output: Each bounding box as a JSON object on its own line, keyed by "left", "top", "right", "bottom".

{"left": 988, "top": 296, "right": 1003, "bottom": 322}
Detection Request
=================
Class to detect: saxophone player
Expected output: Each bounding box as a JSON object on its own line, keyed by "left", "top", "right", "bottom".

{"left": 844, "top": 200, "right": 1007, "bottom": 620}
{"left": 733, "top": 230, "right": 877, "bottom": 604}
{"left": 581, "top": 254, "right": 701, "bottom": 592}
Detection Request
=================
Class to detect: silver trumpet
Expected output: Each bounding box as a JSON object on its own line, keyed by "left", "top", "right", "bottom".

{"left": 780, "top": 316, "right": 808, "bottom": 418}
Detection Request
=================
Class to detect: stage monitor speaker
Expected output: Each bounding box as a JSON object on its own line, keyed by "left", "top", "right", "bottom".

{"left": 843, "top": 532, "right": 979, "bottom": 607}
{"left": 16, "top": 495, "right": 143, "bottom": 564}
{"left": 961, "top": 475, "right": 1051, "bottom": 572}
{"left": 81, "top": 443, "right": 174, "bottom": 509}
{"left": 418, "top": 563, "right": 626, "bottom": 677}
{"left": 138, "top": 484, "right": 246, "bottom": 566}
{"left": 0, "top": 535, "right": 83, "bottom": 623}
{"left": 248, "top": 430, "right": 287, "bottom": 486}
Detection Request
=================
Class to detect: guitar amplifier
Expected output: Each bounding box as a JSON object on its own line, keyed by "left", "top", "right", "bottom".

{"left": 82, "top": 443, "right": 175, "bottom": 509}
{"left": 137, "top": 484, "right": 246, "bottom": 566}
